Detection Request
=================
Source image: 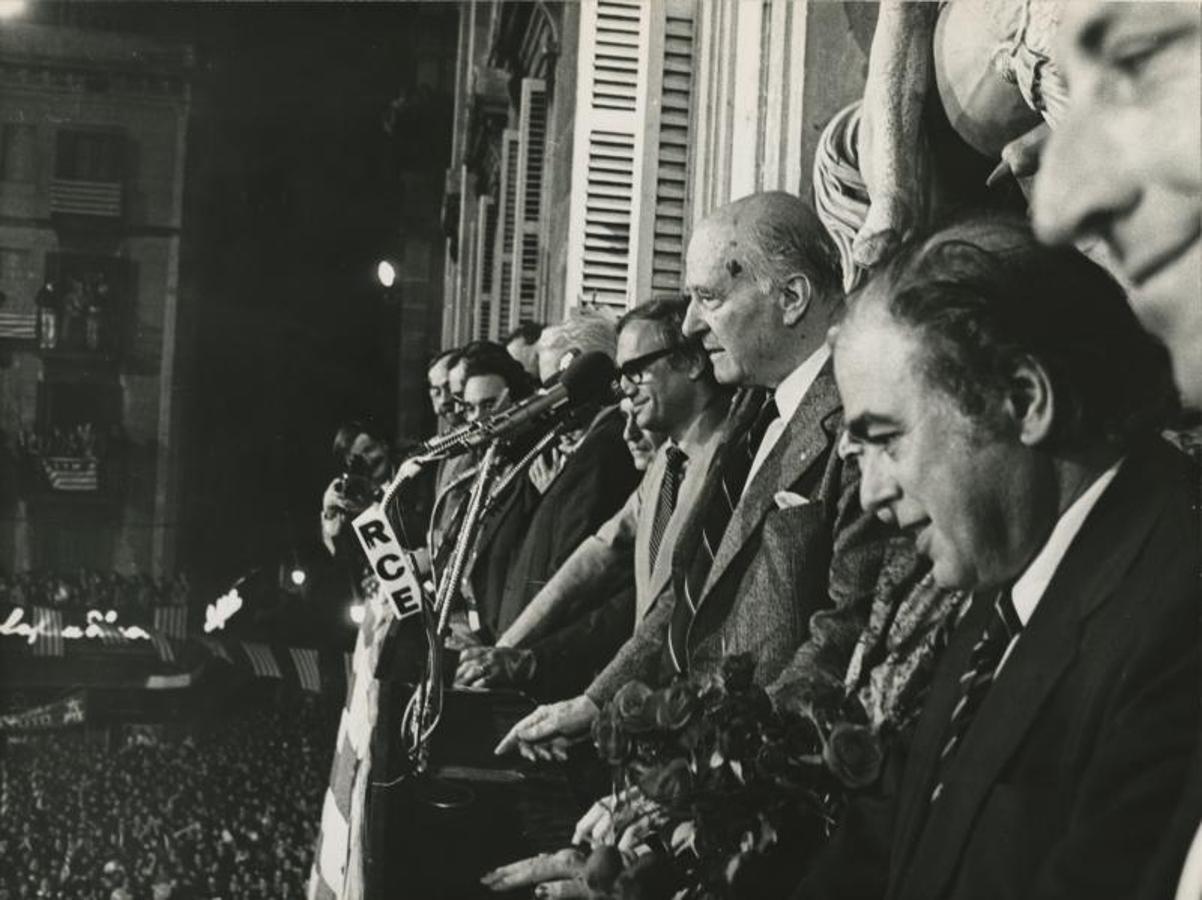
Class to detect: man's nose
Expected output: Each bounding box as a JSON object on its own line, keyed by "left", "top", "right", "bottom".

{"left": 857, "top": 455, "right": 900, "bottom": 524}
{"left": 1032, "top": 106, "right": 1135, "bottom": 249}
{"left": 682, "top": 297, "right": 706, "bottom": 337}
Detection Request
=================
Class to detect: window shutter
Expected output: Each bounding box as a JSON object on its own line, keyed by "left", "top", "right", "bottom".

{"left": 651, "top": 3, "right": 695, "bottom": 293}
{"left": 474, "top": 195, "right": 497, "bottom": 339}
{"left": 491, "top": 129, "right": 520, "bottom": 338}
{"left": 565, "top": 0, "right": 650, "bottom": 314}
{"left": 510, "top": 78, "right": 548, "bottom": 330}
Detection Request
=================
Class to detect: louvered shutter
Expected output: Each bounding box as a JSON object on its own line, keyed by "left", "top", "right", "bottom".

{"left": 474, "top": 196, "right": 497, "bottom": 339}
{"left": 565, "top": 0, "right": 651, "bottom": 314}
{"left": 510, "top": 78, "right": 548, "bottom": 329}
{"left": 491, "top": 129, "right": 520, "bottom": 338}
{"left": 651, "top": 2, "right": 695, "bottom": 293}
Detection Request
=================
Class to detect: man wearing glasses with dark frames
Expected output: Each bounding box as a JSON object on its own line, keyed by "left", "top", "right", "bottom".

{"left": 459, "top": 297, "right": 730, "bottom": 707}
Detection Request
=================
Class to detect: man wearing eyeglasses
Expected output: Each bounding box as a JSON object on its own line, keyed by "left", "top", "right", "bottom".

{"left": 496, "top": 193, "right": 919, "bottom": 758}
{"left": 456, "top": 297, "right": 730, "bottom": 700}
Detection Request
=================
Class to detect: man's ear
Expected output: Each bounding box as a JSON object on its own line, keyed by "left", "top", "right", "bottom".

{"left": 1005, "top": 354, "right": 1055, "bottom": 446}
{"left": 779, "top": 273, "right": 812, "bottom": 327}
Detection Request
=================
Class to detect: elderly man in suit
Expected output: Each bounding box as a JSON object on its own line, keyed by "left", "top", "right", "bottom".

{"left": 797, "top": 215, "right": 1198, "bottom": 900}
{"left": 455, "top": 296, "right": 730, "bottom": 699}
{"left": 496, "top": 191, "right": 916, "bottom": 756}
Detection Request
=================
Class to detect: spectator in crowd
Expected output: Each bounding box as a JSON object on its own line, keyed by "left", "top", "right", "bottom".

{"left": 504, "top": 321, "right": 544, "bottom": 381}
{"left": 425, "top": 349, "right": 459, "bottom": 435}
{"left": 620, "top": 403, "right": 663, "bottom": 472}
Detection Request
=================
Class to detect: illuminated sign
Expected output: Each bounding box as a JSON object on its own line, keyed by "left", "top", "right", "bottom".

{"left": 0, "top": 608, "right": 150, "bottom": 643}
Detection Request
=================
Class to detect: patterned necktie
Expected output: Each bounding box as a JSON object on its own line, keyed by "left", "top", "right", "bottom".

{"left": 647, "top": 446, "right": 688, "bottom": 572}
{"left": 930, "top": 588, "right": 1022, "bottom": 803}
{"left": 668, "top": 394, "right": 780, "bottom": 674}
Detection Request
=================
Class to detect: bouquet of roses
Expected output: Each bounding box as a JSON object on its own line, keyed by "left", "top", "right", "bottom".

{"left": 585, "top": 654, "right": 885, "bottom": 900}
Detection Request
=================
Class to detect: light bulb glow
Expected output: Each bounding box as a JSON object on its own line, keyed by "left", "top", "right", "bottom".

{"left": 349, "top": 604, "right": 365, "bottom": 625}
{"left": 376, "top": 261, "right": 396, "bottom": 288}
{"left": 289, "top": 567, "right": 306, "bottom": 587}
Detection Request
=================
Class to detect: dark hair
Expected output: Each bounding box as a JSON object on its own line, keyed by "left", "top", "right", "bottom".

{"left": 460, "top": 343, "right": 534, "bottom": 400}
{"left": 505, "top": 321, "right": 544, "bottom": 345}
{"left": 851, "top": 213, "right": 1179, "bottom": 452}
{"left": 427, "top": 348, "right": 458, "bottom": 372}
{"left": 617, "top": 295, "right": 710, "bottom": 374}
{"left": 332, "top": 418, "right": 391, "bottom": 469}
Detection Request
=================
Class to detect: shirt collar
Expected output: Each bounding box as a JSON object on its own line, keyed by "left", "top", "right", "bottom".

{"left": 773, "top": 344, "right": 831, "bottom": 422}
{"left": 1010, "top": 457, "right": 1124, "bottom": 626}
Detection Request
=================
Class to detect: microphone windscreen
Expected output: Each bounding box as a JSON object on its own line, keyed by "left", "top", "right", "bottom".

{"left": 561, "top": 351, "right": 618, "bottom": 405}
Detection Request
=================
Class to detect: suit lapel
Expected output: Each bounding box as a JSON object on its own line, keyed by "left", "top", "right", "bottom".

{"left": 697, "top": 365, "right": 841, "bottom": 603}
{"left": 894, "top": 445, "right": 1173, "bottom": 900}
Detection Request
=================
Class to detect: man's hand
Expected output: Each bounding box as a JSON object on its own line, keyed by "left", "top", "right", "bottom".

{"left": 454, "top": 646, "right": 536, "bottom": 688}
{"left": 572, "top": 787, "right": 663, "bottom": 848}
{"left": 494, "top": 695, "right": 599, "bottom": 759}
{"left": 480, "top": 847, "right": 589, "bottom": 896}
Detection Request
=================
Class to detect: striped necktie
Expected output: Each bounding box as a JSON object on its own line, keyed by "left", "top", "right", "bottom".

{"left": 930, "top": 588, "right": 1022, "bottom": 803}
{"left": 668, "top": 395, "right": 779, "bottom": 674}
{"left": 647, "top": 446, "right": 688, "bottom": 572}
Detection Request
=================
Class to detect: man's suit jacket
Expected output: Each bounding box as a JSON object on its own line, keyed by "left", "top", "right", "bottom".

{"left": 587, "top": 364, "right": 915, "bottom": 706}
{"left": 504, "top": 419, "right": 727, "bottom": 647}
{"left": 799, "top": 437, "right": 1201, "bottom": 900}
{"left": 493, "top": 405, "right": 640, "bottom": 637}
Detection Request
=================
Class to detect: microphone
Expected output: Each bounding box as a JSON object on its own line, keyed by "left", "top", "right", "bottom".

{"left": 414, "top": 350, "right": 617, "bottom": 459}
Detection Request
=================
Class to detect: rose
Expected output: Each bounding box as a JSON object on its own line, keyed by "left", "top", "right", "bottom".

{"left": 612, "top": 681, "right": 656, "bottom": 733}
{"left": 823, "top": 723, "right": 884, "bottom": 789}
{"left": 593, "top": 707, "right": 632, "bottom": 765}
{"left": 649, "top": 682, "right": 699, "bottom": 731}
{"left": 638, "top": 757, "right": 693, "bottom": 806}
{"left": 721, "top": 654, "right": 756, "bottom": 692}
{"left": 585, "top": 844, "right": 623, "bottom": 892}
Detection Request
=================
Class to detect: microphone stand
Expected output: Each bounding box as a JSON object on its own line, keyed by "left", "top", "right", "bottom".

{"left": 401, "top": 421, "right": 567, "bottom": 799}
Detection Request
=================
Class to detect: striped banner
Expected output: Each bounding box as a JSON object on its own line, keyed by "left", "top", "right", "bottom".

{"left": 42, "top": 457, "right": 99, "bottom": 492}
{"left": 32, "top": 607, "right": 63, "bottom": 657}
{"left": 153, "top": 606, "right": 188, "bottom": 640}
{"left": 242, "top": 641, "right": 282, "bottom": 679}
{"left": 149, "top": 630, "right": 175, "bottom": 664}
{"left": 49, "top": 178, "right": 122, "bottom": 217}
{"left": 199, "top": 637, "right": 232, "bottom": 663}
{"left": 290, "top": 647, "right": 322, "bottom": 694}
{"left": 0, "top": 311, "right": 37, "bottom": 340}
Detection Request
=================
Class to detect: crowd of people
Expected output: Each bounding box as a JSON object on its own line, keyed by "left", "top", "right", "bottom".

{"left": 18, "top": 425, "right": 103, "bottom": 462}
{"left": 312, "top": 3, "right": 1202, "bottom": 898}
{"left": 0, "top": 570, "right": 190, "bottom": 613}
{"left": 0, "top": 689, "right": 336, "bottom": 900}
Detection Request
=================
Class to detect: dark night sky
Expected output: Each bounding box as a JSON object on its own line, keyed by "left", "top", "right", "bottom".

{"left": 41, "top": 3, "right": 455, "bottom": 594}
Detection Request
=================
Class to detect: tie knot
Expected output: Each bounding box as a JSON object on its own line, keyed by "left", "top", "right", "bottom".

{"left": 664, "top": 445, "right": 688, "bottom": 470}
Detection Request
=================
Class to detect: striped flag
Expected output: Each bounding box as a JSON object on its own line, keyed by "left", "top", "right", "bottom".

{"left": 290, "top": 647, "right": 322, "bottom": 694}
{"left": 0, "top": 311, "right": 37, "bottom": 340}
{"left": 31, "top": 607, "right": 64, "bottom": 657}
{"left": 199, "top": 637, "right": 232, "bottom": 663}
{"left": 42, "top": 457, "right": 99, "bottom": 492}
{"left": 149, "top": 631, "right": 175, "bottom": 664}
{"left": 242, "top": 641, "right": 282, "bottom": 679}
{"left": 153, "top": 606, "right": 188, "bottom": 640}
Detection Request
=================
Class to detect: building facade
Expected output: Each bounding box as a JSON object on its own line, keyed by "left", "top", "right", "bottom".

{"left": 441, "top": 0, "right": 873, "bottom": 344}
{"left": 0, "top": 24, "right": 192, "bottom": 575}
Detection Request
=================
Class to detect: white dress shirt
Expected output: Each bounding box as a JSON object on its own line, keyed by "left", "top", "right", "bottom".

{"left": 743, "top": 344, "right": 831, "bottom": 495}
{"left": 996, "top": 457, "right": 1123, "bottom": 672}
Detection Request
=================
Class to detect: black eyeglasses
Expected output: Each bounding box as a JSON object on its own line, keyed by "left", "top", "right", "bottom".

{"left": 617, "top": 345, "right": 679, "bottom": 384}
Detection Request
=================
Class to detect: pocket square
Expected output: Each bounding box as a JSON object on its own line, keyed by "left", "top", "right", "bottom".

{"left": 774, "top": 490, "right": 810, "bottom": 509}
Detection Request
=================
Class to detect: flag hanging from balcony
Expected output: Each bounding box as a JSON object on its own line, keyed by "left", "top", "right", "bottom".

{"left": 31, "top": 607, "right": 64, "bottom": 657}
{"left": 153, "top": 606, "right": 188, "bottom": 640}
{"left": 42, "top": 456, "right": 99, "bottom": 492}
{"left": 242, "top": 641, "right": 282, "bottom": 679}
{"left": 290, "top": 647, "right": 322, "bottom": 694}
{"left": 149, "top": 631, "right": 175, "bottom": 664}
{"left": 0, "top": 311, "right": 37, "bottom": 340}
